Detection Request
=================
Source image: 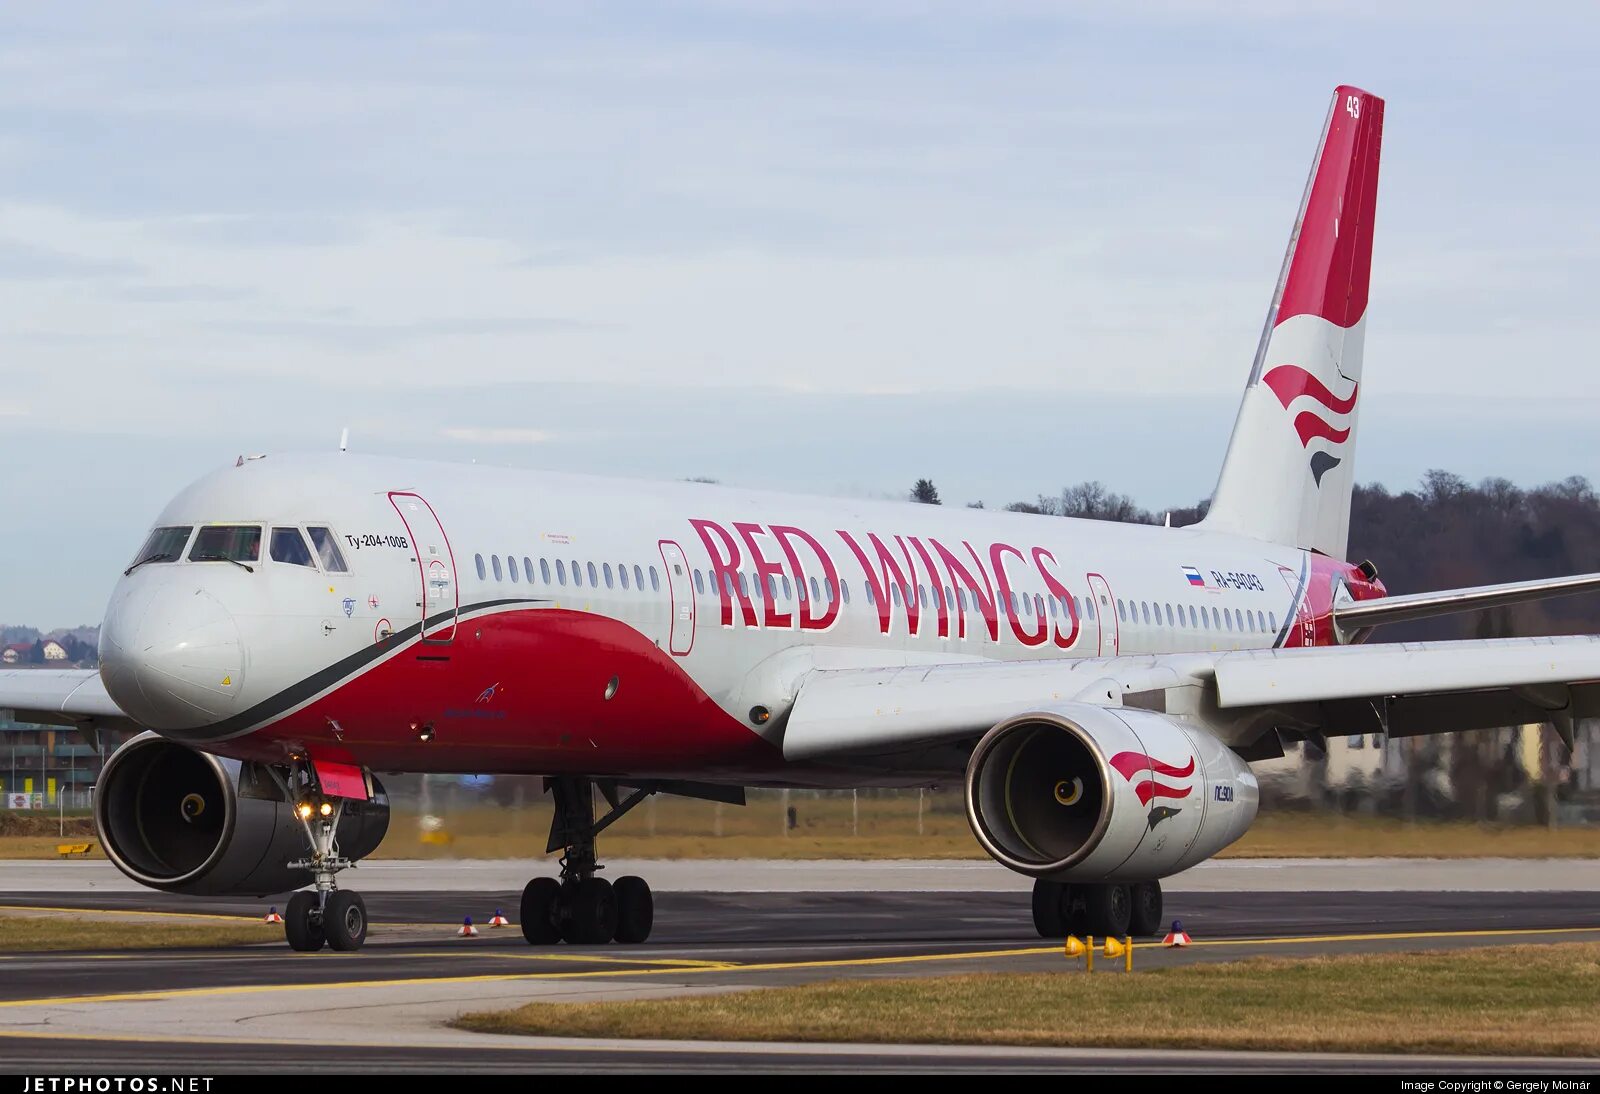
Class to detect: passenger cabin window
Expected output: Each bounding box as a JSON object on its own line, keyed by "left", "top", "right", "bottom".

{"left": 587, "top": 562, "right": 598, "bottom": 587}
{"left": 306, "top": 527, "right": 348, "bottom": 572}
{"left": 556, "top": 560, "right": 567, "bottom": 585}
{"left": 270, "top": 527, "right": 316, "bottom": 568}
{"left": 492, "top": 555, "right": 503, "bottom": 581}
{"left": 634, "top": 565, "right": 644, "bottom": 590}
{"left": 475, "top": 553, "right": 486, "bottom": 580}
{"left": 190, "top": 524, "right": 262, "bottom": 564}
{"left": 131, "top": 526, "right": 192, "bottom": 569}
{"left": 572, "top": 560, "right": 583, "bottom": 587}
{"left": 603, "top": 563, "right": 614, "bottom": 589}
{"left": 508, "top": 555, "right": 519, "bottom": 583}
{"left": 540, "top": 558, "right": 552, "bottom": 584}
{"left": 524, "top": 557, "right": 534, "bottom": 583}
{"left": 649, "top": 566, "right": 660, "bottom": 591}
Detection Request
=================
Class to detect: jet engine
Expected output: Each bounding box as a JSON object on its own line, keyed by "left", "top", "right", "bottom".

{"left": 94, "top": 732, "right": 389, "bottom": 896}
{"left": 964, "top": 703, "right": 1257, "bottom": 881}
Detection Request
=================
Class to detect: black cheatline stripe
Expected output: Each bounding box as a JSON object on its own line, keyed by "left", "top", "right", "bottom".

{"left": 1271, "top": 555, "right": 1309, "bottom": 649}
{"left": 166, "top": 597, "right": 547, "bottom": 744}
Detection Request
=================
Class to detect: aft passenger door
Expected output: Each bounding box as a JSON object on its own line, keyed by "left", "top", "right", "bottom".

{"left": 389, "top": 492, "right": 458, "bottom": 643}
{"left": 1086, "top": 572, "right": 1118, "bottom": 656}
{"left": 658, "top": 540, "right": 695, "bottom": 656}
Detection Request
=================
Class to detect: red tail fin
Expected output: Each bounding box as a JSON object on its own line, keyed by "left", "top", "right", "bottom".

{"left": 1278, "top": 86, "right": 1384, "bottom": 330}
{"left": 1203, "top": 86, "right": 1385, "bottom": 559}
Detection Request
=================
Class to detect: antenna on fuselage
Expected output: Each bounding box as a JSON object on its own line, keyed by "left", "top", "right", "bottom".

{"left": 339, "top": 426, "right": 350, "bottom": 453}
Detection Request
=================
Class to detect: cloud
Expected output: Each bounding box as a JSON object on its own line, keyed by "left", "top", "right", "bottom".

{"left": 0, "top": 240, "right": 138, "bottom": 280}
{"left": 440, "top": 426, "right": 557, "bottom": 445}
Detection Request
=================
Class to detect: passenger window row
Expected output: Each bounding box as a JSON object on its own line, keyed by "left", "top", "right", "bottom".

{"left": 475, "top": 553, "right": 663, "bottom": 593}
{"left": 471, "top": 549, "right": 1280, "bottom": 642}
{"left": 1112, "top": 598, "right": 1276, "bottom": 635}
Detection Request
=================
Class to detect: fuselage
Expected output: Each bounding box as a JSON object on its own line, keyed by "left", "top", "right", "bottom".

{"left": 97, "top": 452, "right": 1382, "bottom": 786}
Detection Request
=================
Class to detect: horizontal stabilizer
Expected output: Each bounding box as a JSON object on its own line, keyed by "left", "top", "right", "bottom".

{"left": 1333, "top": 572, "right": 1600, "bottom": 640}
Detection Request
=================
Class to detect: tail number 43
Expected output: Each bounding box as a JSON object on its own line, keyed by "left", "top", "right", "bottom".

{"left": 1346, "top": 94, "right": 1361, "bottom": 119}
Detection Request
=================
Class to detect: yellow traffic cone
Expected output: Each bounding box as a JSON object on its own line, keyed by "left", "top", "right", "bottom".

{"left": 1064, "top": 935, "right": 1086, "bottom": 958}
{"left": 1103, "top": 936, "right": 1125, "bottom": 958}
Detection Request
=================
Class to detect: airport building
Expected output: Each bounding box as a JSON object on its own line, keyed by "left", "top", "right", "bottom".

{"left": 0, "top": 710, "right": 115, "bottom": 810}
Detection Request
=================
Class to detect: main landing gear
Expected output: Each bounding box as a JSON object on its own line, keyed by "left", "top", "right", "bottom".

{"left": 282, "top": 768, "right": 367, "bottom": 953}
{"left": 1031, "top": 879, "right": 1164, "bottom": 939}
{"left": 520, "top": 776, "right": 655, "bottom": 946}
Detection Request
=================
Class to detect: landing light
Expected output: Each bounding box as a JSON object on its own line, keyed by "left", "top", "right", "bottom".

{"left": 319, "top": 801, "right": 334, "bottom": 818}
{"left": 296, "top": 802, "right": 313, "bottom": 820}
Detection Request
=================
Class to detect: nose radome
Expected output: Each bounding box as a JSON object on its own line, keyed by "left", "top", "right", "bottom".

{"left": 101, "top": 583, "right": 245, "bottom": 732}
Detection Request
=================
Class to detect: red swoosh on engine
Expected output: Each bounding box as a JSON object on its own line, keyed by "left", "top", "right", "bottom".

{"left": 1262, "top": 365, "right": 1359, "bottom": 415}
{"left": 1134, "top": 781, "right": 1189, "bottom": 806}
{"left": 1294, "top": 411, "right": 1352, "bottom": 448}
{"left": 1108, "top": 751, "right": 1196, "bottom": 782}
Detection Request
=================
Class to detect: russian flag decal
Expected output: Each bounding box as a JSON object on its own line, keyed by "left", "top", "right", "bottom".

{"left": 1182, "top": 566, "right": 1205, "bottom": 587}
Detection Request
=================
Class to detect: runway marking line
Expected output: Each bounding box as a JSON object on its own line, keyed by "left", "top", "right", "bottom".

{"left": 1, "top": 925, "right": 1597, "bottom": 1011}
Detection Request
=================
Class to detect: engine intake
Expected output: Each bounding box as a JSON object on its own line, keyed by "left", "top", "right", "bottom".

{"left": 95, "top": 732, "right": 388, "bottom": 896}
{"left": 965, "top": 704, "right": 1257, "bottom": 881}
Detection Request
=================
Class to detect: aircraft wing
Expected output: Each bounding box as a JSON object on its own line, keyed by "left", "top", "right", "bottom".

{"left": 0, "top": 669, "right": 136, "bottom": 733}
{"left": 781, "top": 635, "right": 1600, "bottom": 761}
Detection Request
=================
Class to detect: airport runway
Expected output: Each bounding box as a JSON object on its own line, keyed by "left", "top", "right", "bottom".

{"left": 2, "top": 860, "right": 1598, "bottom": 1072}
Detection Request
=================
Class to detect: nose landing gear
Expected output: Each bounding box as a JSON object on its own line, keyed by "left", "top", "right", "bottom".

{"left": 282, "top": 766, "right": 368, "bottom": 953}
{"left": 520, "top": 776, "right": 655, "bottom": 946}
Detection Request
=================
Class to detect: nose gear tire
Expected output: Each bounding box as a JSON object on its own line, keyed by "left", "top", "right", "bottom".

{"left": 284, "top": 890, "right": 325, "bottom": 952}
{"left": 324, "top": 890, "right": 368, "bottom": 951}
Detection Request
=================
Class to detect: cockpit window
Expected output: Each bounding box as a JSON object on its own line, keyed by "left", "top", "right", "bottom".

{"left": 270, "top": 527, "right": 316, "bottom": 568}
{"left": 189, "top": 525, "right": 262, "bottom": 564}
{"left": 306, "top": 527, "right": 349, "bottom": 573}
{"left": 130, "top": 526, "right": 192, "bottom": 568}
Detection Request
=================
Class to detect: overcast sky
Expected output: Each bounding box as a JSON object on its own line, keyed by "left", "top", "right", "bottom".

{"left": 3, "top": 2, "right": 1599, "bottom": 625}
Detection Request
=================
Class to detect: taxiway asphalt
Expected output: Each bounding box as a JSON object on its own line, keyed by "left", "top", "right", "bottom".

{"left": 1, "top": 859, "right": 1596, "bottom": 1072}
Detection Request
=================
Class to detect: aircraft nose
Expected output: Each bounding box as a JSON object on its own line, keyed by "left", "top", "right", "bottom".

{"left": 100, "top": 580, "right": 246, "bottom": 732}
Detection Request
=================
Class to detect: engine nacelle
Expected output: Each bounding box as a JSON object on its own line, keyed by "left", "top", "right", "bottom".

{"left": 94, "top": 732, "right": 389, "bottom": 896}
{"left": 965, "top": 703, "right": 1257, "bottom": 882}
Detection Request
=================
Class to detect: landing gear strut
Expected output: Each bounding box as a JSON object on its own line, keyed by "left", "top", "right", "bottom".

{"left": 1031, "top": 879, "right": 1163, "bottom": 939}
{"left": 521, "top": 776, "right": 655, "bottom": 946}
{"left": 281, "top": 764, "right": 368, "bottom": 953}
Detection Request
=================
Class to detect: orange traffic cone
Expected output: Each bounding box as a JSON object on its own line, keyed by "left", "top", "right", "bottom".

{"left": 488, "top": 909, "right": 510, "bottom": 927}
{"left": 1162, "top": 919, "right": 1192, "bottom": 947}
{"left": 263, "top": 906, "right": 284, "bottom": 924}
{"left": 457, "top": 915, "right": 480, "bottom": 937}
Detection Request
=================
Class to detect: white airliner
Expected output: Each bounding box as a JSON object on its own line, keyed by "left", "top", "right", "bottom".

{"left": 8, "top": 85, "right": 1600, "bottom": 953}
